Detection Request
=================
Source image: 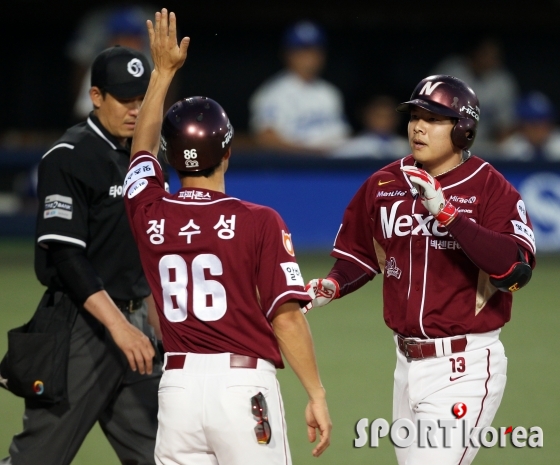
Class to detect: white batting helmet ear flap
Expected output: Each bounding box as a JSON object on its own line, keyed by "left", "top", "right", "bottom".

{"left": 451, "top": 119, "right": 477, "bottom": 150}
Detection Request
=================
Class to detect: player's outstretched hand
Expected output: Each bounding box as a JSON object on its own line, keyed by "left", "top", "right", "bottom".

{"left": 303, "top": 278, "right": 340, "bottom": 313}
{"left": 109, "top": 320, "right": 155, "bottom": 375}
{"left": 306, "top": 396, "right": 332, "bottom": 457}
{"left": 401, "top": 166, "right": 458, "bottom": 226}
{"left": 147, "top": 8, "right": 190, "bottom": 75}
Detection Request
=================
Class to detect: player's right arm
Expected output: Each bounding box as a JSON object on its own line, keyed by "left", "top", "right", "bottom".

{"left": 130, "top": 8, "right": 189, "bottom": 159}
{"left": 305, "top": 178, "right": 379, "bottom": 311}
{"left": 271, "top": 300, "right": 332, "bottom": 457}
{"left": 304, "top": 259, "right": 372, "bottom": 312}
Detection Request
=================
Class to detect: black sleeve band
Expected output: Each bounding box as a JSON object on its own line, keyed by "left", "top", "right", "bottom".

{"left": 49, "top": 242, "right": 104, "bottom": 304}
{"left": 489, "top": 248, "right": 533, "bottom": 293}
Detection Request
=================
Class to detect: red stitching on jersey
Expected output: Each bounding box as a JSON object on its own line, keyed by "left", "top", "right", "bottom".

{"left": 458, "top": 348, "right": 491, "bottom": 464}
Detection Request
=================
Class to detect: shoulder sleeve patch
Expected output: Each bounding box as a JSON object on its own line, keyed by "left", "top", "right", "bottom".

{"left": 127, "top": 179, "right": 149, "bottom": 198}
{"left": 282, "top": 230, "right": 295, "bottom": 256}
{"left": 43, "top": 194, "right": 73, "bottom": 220}
{"left": 511, "top": 220, "right": 536, "bottom": 252}
{"left": 280, "top": 262, "right": 304, "bottom": 287}
{"left": 123, "top": 161, "right": 156, "bottom": 194}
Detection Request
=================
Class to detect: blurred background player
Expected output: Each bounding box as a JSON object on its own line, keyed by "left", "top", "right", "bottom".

{"left": 1, "top": 46, "right": 161, "bottom": 465}
{"left": 123, "top": 9, "right": 331, "bottom": 464}
{"left": 248, "top": 20, "right": 350, "bottom": 153}
{"left": 304, "top": 75, "right": 535, "bottom": 465}
{"left": 331, "top": 94, "right": 410, "bottom": 159}
{"left": 499, "top": 91, "right": 560, "bottom": 161}
{"left": 432, "top": 37, "right": 520, "bottom": 154}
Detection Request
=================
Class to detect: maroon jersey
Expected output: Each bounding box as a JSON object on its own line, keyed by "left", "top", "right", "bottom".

{"left": 333, "top": 155, "right": 536, "bottom": 338}
{"left": 124, "top": 152, "right": 311, "bottom": 367}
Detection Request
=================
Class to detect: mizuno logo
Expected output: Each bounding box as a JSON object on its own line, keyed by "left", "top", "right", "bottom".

{"left": 378, "top": 180, "right": 395, "bottom": 186}
{"left": 450, "top": 375, "right": 467, "bottom": 382}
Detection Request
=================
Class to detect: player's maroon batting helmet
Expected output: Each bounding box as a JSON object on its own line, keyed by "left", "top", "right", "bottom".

{"left": 161, "top": 96, "right": 234, "bottom": 172}
{"left": 397, "top": 75, "right": 480, "bottom": 150}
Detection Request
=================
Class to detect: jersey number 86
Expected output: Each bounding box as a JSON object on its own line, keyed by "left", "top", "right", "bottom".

{"left": 159, "top": 254, "right": 226, "bottom": 322}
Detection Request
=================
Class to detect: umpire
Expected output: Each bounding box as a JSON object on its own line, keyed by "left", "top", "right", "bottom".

{"left": 2, "top": 46, "right": 161, "bottom": 465}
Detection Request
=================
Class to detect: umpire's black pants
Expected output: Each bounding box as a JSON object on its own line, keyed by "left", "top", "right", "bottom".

{"left": 1, "top": 297, "right": 161, "bottom": 465}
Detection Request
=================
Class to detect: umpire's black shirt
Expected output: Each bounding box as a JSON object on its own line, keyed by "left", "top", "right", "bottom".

{"left": 35, "top": 113, "right": 150, "bottom": 301}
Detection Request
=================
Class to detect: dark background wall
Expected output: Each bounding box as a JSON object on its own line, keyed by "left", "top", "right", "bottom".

{"left": 2, "top": 0, "right": 560, "bottom": 134}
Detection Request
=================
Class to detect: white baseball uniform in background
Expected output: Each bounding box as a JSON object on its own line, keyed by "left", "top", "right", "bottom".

{"left": 249, "top": 71, "right": 351, "bottom": 149}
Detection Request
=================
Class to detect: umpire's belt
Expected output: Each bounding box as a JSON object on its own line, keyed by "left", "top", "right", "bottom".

{"left": 166, "top": 353, "right": 259, "bottom": 370}
{"left": 113, "top": 298, "right": 144, "bottom": 313}
{"left": 397, "top": 334, "right": 467, "bottom": 360}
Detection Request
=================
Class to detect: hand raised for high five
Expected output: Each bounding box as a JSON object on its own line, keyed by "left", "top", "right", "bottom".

{"left": 147, "top": 8, "right": 190, "bottom": 75}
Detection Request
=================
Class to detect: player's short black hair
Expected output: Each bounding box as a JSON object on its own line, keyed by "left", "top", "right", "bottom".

{"left": 176, "top": 162, "right": 220, "bottom": 179}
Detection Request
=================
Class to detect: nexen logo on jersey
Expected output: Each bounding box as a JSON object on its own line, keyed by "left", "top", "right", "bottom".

{"left": 381, "top": 200, "right": 448, "bottom": 238}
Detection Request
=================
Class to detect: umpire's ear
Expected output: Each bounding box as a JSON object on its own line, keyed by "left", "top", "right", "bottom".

{"left": 89, "top": 86, "right": 104, "bottom": 110}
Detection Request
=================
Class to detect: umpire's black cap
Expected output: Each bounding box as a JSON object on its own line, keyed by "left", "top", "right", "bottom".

{"left": 91, "top": 46, "right": 151, "bottom": 98}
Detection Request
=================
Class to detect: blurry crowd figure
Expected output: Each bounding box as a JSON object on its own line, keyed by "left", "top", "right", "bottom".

{"left": 499, "top": 91, "right": 560, "bottom": 161}
{"left": 67, "top": 4, "right": 153, "bottom": 120}
{"left": 249, "top": 21, "right": 351, "bottom": 153}
{"left": 331, "top": 95, "right": 410, "bottom": 159}
{"left": 432, "top": 37, "right": 519, "bottom": 154}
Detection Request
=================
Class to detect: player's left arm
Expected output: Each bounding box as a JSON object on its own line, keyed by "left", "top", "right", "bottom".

{"left": 445, "top": 215, "right": 533, "bottom": 292}
{"left": 402, "top": 166, "right": 535, "bottom": 292}
{"left": 131, "top": 8, "right": 190, "bottom": 159}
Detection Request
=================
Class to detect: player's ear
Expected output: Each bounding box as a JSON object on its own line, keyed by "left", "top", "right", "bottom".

{"left": 90, "top": 86, "right": 104, "bottom": 109}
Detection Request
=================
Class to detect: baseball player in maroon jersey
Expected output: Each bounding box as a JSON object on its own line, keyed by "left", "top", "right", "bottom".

{"left": 305, "top": 75, "right": 535, "bottom": 464}
{"left": 123, "top": 9, "right": 331, "bottom": 465}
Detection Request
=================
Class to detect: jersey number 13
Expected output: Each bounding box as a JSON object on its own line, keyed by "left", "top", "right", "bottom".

{"left": 159, "top": 254, "right": 227, "bottom": 322}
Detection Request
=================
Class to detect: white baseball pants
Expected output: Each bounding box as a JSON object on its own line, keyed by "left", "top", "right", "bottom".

{"left": 393, "top": 330, "right": 507, "bottom": 465}
{"left": 156, "top": 352, "right": 291, "bottom": 465}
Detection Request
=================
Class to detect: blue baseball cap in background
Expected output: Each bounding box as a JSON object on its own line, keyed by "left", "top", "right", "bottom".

{"left": 282, "top": 21, "right": 327, "bottom": 49}
{"left": 516, "top": 91, "right": 556, "bottom": 122}
{"left": 107, "top": 6, "right": 146, "bottom": 37}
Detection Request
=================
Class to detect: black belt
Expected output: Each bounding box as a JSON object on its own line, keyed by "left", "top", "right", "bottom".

{"left": 113, "top": 298, "right": 144, "bottom": 313}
